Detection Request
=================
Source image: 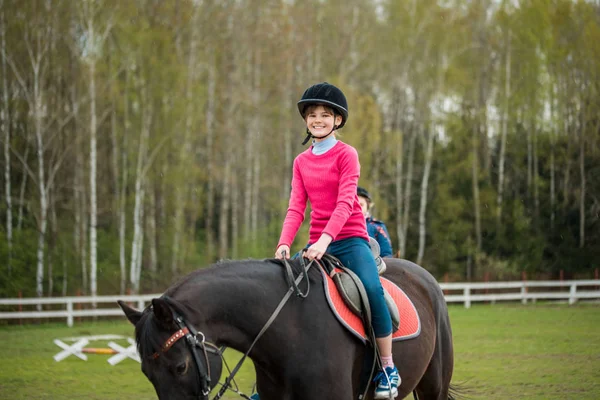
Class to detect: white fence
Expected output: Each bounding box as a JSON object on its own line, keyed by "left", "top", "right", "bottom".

{"left": 1, "top": 280, "right": 599, "bottom": 327}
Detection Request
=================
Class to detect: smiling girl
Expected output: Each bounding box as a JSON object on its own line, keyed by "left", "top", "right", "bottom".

{"left": 274, "top": 82, "right": 400, "bottom": 399}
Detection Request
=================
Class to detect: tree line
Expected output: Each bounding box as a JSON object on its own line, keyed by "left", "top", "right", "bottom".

{"left": 1, "top": 0, "right": 599, "bottom": 299}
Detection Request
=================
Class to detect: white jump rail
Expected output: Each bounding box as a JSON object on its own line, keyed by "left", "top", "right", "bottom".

{"left": 1, "top": 280, "right": 600, "bottom": 325}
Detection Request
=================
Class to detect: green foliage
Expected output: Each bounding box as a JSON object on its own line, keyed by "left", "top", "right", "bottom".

{"left": 1, "top": 0, "right": 600, "bottom": 296}
{"left": 0, "top": 229, "right": 39, "bottom": 297}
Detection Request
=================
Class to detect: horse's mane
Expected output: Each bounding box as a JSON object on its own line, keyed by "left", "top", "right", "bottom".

{"left": 164, "top": 258, "right": 321, "bottom": 294}
{"left": 135, "top": 257, "right": 322, "bottom": 360}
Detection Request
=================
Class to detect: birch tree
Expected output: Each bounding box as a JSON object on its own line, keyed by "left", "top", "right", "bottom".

{"left": 496, "top": 32, "right": 510, "bottom": 232}
{"left": 129, "top": 83, "right": 151, "bottom": 294}
{"left": 1, "top": 4, "right": 11, "bottom": 276}
{"left": 1, "top": 3, "right": 53, "bottom": 303}
{"left": 171, "top": 3, "right": 201, "bottom": 273}
{"left": 80, "top": 0, "right": 113, "bottom": 299}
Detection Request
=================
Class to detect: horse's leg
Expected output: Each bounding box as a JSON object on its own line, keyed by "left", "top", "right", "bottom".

{"left": 414, "top": 318, "right": 454, "bottom": 400}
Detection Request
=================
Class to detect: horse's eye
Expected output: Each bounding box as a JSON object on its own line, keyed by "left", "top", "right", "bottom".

{"left": 176, "top": 362, "right": 187, "bottom": 375}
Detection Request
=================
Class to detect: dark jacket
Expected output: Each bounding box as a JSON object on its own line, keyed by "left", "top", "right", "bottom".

{"left": 366, "top": 217, "right": 393, "bottom": 257}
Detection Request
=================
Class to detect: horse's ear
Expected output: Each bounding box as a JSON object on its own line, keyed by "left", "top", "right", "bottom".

{"left": 117, "top": 300, "right": 143, "bottom": 326}
{"left": 152, "top": 297, "right": 174, "bottom": 328}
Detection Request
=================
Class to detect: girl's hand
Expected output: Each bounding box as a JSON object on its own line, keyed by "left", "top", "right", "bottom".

{"left": 275, "top": 245, "right": 290, "bottom": 259}
{"left": 303, "top": 234, "right": 332, "bottom": 260}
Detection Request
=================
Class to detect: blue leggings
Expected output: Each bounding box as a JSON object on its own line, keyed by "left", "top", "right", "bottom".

{"left": 304, "top": 237, "right": 393, "bottom": 337}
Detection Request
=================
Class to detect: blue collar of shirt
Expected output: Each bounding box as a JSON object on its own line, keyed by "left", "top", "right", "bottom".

{"left": 311, "top": 136, "right": 338, "bottom": 155}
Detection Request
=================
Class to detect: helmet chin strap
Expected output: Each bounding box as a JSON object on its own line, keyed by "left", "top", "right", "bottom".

{"left": 302, "top": 125, "right": 338, "bottom": 146}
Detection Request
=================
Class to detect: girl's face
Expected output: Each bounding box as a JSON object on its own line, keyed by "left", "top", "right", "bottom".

{"left": 305, "top": 105, "right": 343, "bottom": 142}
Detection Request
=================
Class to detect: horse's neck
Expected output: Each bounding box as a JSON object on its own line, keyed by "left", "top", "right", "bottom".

{"left": 181, "top": 261, "right": 285, "bottom": 354}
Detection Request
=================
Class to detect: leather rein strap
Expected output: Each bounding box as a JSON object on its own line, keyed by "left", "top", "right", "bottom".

{"left": 155, "top": 257, "right": 313, "bottom": 400}
{"left": 213, "top": 256, "right": 314, "bottom": 399}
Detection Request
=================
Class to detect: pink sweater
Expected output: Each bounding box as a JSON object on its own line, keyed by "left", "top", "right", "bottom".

{"left": 278, "top": 141, "right": 369, "bottom": 248}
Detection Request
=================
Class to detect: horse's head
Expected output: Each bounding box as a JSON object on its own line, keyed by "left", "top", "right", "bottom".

{"left": 118, "top": 298, "right": 223, "bottom": 400}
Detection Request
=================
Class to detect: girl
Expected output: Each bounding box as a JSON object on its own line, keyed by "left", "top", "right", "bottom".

{"left": 275, "top": 82, "right": 400, "bottom": 399}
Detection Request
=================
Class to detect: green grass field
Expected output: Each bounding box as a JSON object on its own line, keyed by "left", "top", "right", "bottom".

{"left": 0, "top": 304, "right": 598, "bottom": 399}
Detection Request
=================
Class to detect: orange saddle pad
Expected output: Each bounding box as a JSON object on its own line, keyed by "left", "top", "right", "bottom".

{"left": 320, "top": 266, "right": 421, "bottom": 343}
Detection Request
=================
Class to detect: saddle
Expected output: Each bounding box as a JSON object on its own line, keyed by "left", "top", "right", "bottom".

{"left": 319, "top": 238, "right": 400, "bottom": 332}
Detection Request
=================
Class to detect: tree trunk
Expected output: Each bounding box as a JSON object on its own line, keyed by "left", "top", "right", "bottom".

{"left": 171, "top": 3, "right": 200, "bottom": 272}
{"left": 118, "top": 69, "right": 130, "bottom": 295}
{"left": 532, "top": 114, "right": 540, "bottom": 226}
{"left": 400, "top": 127, "right": 416, "bottom": 256}
{"left": 496, "top": 33, "right": 510, "bottom": 232}
{"left": 219, "top": 159, "right": 231, "bottom": 260}
{"left": 282, "top": 39, "right": 294, "bottom": 200}
{"left": 231, "top": 169, "right": 239, "bottom": 259}
{"left": 72, "top": 84, "right": 88, "bottom": 295}
{"left": 579, "top": 108, "right": 586, "bottom": 248}
{"left": 417, "top": 123, "right": 434, "bottom": 264}
{"left": 393, "top": 88, "right": 405, "bottom": 257}
{"left": 550, "top": 84, "right": 556, "bottom": 231}
{"left": 1, "top": 8, "right": 12, "bottom": 276}
{"left": 472, "top": 118, "right": 482, "bottom": 255}
{"left": 88, "top": 28, "right": 98, "bottom": 301}
{"left": 16, "top": 121, "right": 27, "bottom": 231}
{"left": 205, "top": 47, "right": 216, "bottom": 261}
{"left": 130, "top": 89, "right": 151, "bottom": 294}
{"left": 147, "top": 183, "right": 158, "bottom": 288}
{"left": 34, "top": 76, "right": 47, "bottom": 306}
{"left": 526, "top": 111, "right": 533, "bottom": 203}
{"left": 47, "top": 190, "right": 57, "bottom": 296}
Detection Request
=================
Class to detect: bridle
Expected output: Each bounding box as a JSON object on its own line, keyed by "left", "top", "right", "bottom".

{"left": 154, "top": 296, "right": 221, "bottom": 399}
{"left": 154, "top": 256, "right": 314, "bottom": 400}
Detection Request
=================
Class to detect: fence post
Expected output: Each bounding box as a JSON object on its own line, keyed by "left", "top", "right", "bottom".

{"left": 443, "top": 273, "right": 449, "bottom": 296}
{"left": 76, "top": 289, "right": 82, "bottom": 323}
{"left": 18, "top": 291, "right": 22, "bottom": 325}
{"left": 464, "top": 287, "right": 471, "bottom": 309}
{"left": 67, "top": 301, "right": 74, "bottom": 327}
{"left": 569, "top": 283, "right": 577, "bottom": 305}
{"left": 521, "top": 272, "right": 528, "bottom": 305}
{"left": 137, "top": 299, "right": 145, "bottom": 310}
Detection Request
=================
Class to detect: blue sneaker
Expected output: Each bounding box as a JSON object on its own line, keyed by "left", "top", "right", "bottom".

{"left": 249, "top": 394, "right": 260, "bottom": 400}
{"left": 373, "top": 366, "right": 400, "bottom": 399}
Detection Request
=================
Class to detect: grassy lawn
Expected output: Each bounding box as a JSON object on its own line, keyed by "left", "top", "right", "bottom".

{"left": 0, "top": 304, "right": 598, "bottom": 399}
{"left": 449, "top": 303, "right": 600, "bottom": 400}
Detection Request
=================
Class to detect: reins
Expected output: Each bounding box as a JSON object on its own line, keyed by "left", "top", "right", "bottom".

{"left": 156, "top": 256, "right": 314, "bottom": 400}
{"left": 213, "top": 255, "right": 314, "bottom": 399}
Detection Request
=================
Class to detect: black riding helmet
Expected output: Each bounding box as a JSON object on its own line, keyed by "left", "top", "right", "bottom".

{"left": 298, "top": 82, "right": 349, "bottom": 136}
{"left": 297, "top": 82, "right": 348, "bottom": 128}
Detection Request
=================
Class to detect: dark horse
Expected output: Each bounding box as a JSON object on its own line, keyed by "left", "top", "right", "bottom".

{"left": 119, "top": 257, "right": 457, "bottom": 400}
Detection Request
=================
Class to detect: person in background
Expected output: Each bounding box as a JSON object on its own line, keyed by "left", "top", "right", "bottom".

{"left": 357, "top": 186, "right": 393, "bottom": 258}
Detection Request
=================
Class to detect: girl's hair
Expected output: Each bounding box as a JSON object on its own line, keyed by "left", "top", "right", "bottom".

{"left": 301, "top": 103, "right": 337, "bottom": 120}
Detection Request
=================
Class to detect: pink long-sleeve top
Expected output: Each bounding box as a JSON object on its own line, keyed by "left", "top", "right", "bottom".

{"left": 277, "top": 141, "right": 369, "bottom": 248}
